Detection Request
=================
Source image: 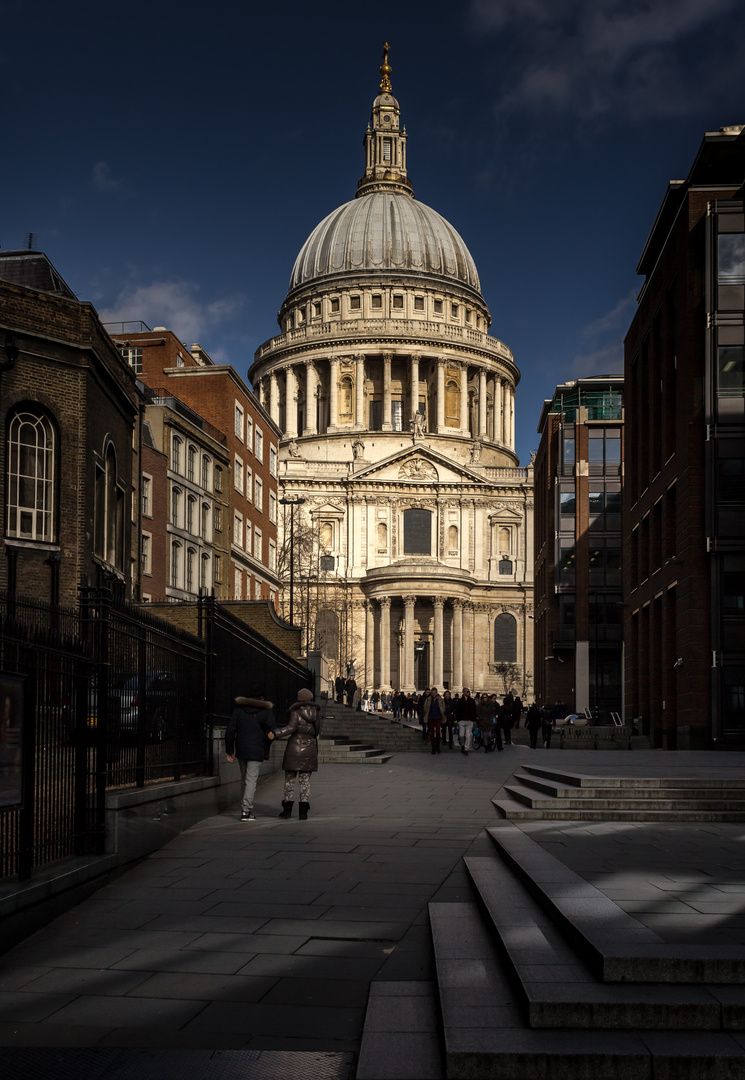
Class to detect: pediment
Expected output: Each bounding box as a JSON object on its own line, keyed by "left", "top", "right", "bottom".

{"left": 488, "top": 506, "right": 523, "bottom": 522}
{"left": 352, "top": 446, "right": 489, "bottom": 485}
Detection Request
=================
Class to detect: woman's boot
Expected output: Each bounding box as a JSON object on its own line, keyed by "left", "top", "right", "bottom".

{"left": 279, "top": 801, "right": 293, "bottom": 818}
{"left": 298, "top": 802, "right": 310, "bottom": 820}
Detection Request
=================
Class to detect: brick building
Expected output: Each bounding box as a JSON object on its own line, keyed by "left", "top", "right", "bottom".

{"left": 0, "top": 252, "right": 141, "bottom": 605}
{"left": 534, "top": 376, "right": 624, "bottom": 719}
{"left": 107, "top": 327, "right": 281, "bottom": 606}
{"left": 624, "top": 124, "right": 745, "bottom": 748}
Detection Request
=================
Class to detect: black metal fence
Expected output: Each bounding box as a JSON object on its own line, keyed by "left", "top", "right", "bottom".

{"left": 1, "top": 589, "right": 313, "bottom": 882}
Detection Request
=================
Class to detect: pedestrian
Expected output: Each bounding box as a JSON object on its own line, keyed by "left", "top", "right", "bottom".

{"left": 511, "top": 695, "right": 523, "bottom": 730}
{"left": 345, "top": 675, "right": 357, "bottom": 707}
{"left": 422, "top": 686, "right": 446, "bottom": 754}
{"left": 225, "top": 689, "right": 277, "bottom": 821}
{"left": 273, "top": 688, "right": 322, "bottom": 820}
{"left": 392, "top": 690, "right": 403, "bottom": 721}
{"left": 498, "top": 699, "right": 513, "bottom": 745}
{"left": 361, "top": 691, "right": 369, "bottom": 712}
{"left": 442, "top": 690, "right": 456, "bottom": 748}
{"left": 335, "top": 675, "right": 345, "bottom": 704}
{"left": 456, "top": 687, "right": 477, "bottom": 755}
{"left": 526, "top": 703, "right": 542, "bottom": 749}
{"left": 477, "top": 692, "right": 502, "bottom": 751}
{"left": 541, "top": 704, "right": 555, "bottom": 748}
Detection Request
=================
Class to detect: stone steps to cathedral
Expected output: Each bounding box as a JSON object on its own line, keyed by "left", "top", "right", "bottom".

{"left": 317, "top": 736, "right": 392, "bottom": 765}
{"left": 493, "top": 766, "right": 745, "bottom": 821}
{"left": 418, "top": 823, "right": 745, "bottom": 1078}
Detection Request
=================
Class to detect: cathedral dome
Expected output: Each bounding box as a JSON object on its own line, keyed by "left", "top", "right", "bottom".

{"left": 288, "top": 191, "right": 482, "bottom": 295}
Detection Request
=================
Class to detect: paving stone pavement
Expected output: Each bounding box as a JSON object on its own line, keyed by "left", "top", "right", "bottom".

{"left": 1, "top": 746, "right": 744, "bottom": 1078}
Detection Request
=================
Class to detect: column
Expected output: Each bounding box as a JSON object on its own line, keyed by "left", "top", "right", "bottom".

{"left": 304, "top": 364, "right": 317, "bottom": 436}
{"left": 436, "top": 358, "right": 445, "bottom": 433}
{"left": 355, "top": 353, "right": 365, "bottom": 429}
{"left": 510, "top": 386, "right": 515, "bottom": 449}
{"left": 478, "top": 368, "right": 487, "bottom": 438}
{"left": 403, "top": 594, "right": 416, "bottom": 691}
{"left": 379, "top": 595, "right": 391, "bottom": 689}
{"left": 495, "top": 376, "right": 503, "bottom": 444}
{"left": 365, "top": 601, "right": 374, "bottom": 690}
{"left": 452, "top": 599, "right": 463, "bottom": 691}
{"left": 269, "top": 372, "right": 280, "bottom": 427}
{"left": 329, "top": 357, "right": 339, "bottom": 432}
{"left": 502, "top": 381, "right": 510, "bottom": 445}
{"left": 410, "top": 355, "right": 420, "bottom": 424}
{"left": 433, "top": 597, "right": 444, "bottom": 688}
{"left": 284, "top": 366, "right": 297, "bottom": 438}
{"left": 460, "top": 362, "right": 469, "bottom": 435}
{"left": 382, "top": 352, "right": 392, "bottom": 430}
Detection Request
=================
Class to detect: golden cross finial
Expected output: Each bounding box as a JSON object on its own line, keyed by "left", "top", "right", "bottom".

{"left": 379, "top": 41, "right": 393, "bottom": 93}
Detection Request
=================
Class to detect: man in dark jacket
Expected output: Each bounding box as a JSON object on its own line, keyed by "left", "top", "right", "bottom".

{"left": 225, "top": 691, "right": 277, "bottom": 821}
{"left": 456, "top": 687, "right": 477, "bottom": 755}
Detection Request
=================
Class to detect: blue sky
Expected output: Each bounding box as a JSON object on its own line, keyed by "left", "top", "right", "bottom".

{"left": 4, "top": 0, "right": 745, "bottom": 464}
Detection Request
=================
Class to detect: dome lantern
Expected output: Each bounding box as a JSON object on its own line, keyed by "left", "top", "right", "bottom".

{"left": 357, "top": 42, "right": 414, "bottom": 199}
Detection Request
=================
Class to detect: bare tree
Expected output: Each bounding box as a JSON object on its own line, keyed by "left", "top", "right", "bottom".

{"left": 494, "top": 662, "right": 522, "bottom": 696}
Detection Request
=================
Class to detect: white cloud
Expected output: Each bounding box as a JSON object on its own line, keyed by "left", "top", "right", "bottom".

{"left": 98, "top": 280, "right": 247, "bottom": 343}
{"left": 468, "top": 0, "right": 743, "bottom": 122}
{"left": 92, "top": 161, "right": 124, "bottom": 192}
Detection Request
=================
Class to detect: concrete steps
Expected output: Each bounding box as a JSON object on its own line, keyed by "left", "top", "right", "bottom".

{"left": 317, "top": 736, "right": 393, "bottom": 765}
{"left": 494, "top": 766, "right": 745, "bottom": 821}
{"left": 423, "top": 821, "right": 745, "bottom": 1078}
{"left": 319, "top": 702, "right": 429, "bottom": 754}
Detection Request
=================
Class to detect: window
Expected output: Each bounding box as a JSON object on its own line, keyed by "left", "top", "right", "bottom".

{"left": 313, "top": 302, "right": 321, "bottom": 317}
{"left": 234, "top": 456, "right": 244, "bottom": 494}
{"left": 254, "top": 528, "right": 262, "bottom": 561}
{"left": 141, "top": 533, "right": 152, "bottom": 575}
{"left": 214, "top": 554, "right": 222, "bottom": 583}
{"left": 187, "top": 444, "right": 196, "bottom": 482}
{"left": 559, "top": 489, "right": 576, "bottom": 522}
{"left": 215, "top": 466, "right": 223, "bottom": 493}
{"left": 246, "top": 417, "right": 253, "bottom": 454}
{"left": 451, "top": 304, "right": 459, "bottom": 318}
{"left": 494, "top": 613, "right": 517, "bottom": 662}
{"left": 377, "top": 522, "right": 388, "bottom": 549}
{"left": 255, "top": 428, "right": 263, "bottom": 461}
{"left": 433, "top": 299, "right": 443, "bottom": 314}
{"left": 234, "top": 565, "right": 242, "bottom": 600}
{"left": 499, "top": 559, "right": 513, "bottom": 575}
{"left": 246, "top": 521, "right": 252, "bottom": 552}
{"left": 171, "top": 436, "right": 182, "bottom": 474}
{"left": 234, "top": 511, "right": 243, "bottom": 548}
{"left": 187, "top": 494, "right": 196, "bottom": 534}
{"left": 254, "top": 580, "right": 262, "bottom": 599}
{"left": 200, "top": 553, "right": 210, "bottom": 591}
{"left": 235, "top": 403, "right": 245, "bottom": 440}
{"left": 201, "top": 455, "right": 210, "bottom": 490}
{"left": 171, "top": 486, "right": 182, "bottom": 527}
{"left": 558, "top": 539, "right": 576, "bottom": 584}
{"left": 369, "top": 400, "right": 383, "bottom": 430}
{"left": 270, "top": 446, "right": 277, "bottom": 477}
{"left": 186, "top": 548, "right": 196, "bottom": 593}
{"left": 391, "top": 401, "right": 403, "bottom": 431}
{"left": 320, "top": 522, "right": 333, "bottom": 548}
{"left": 269, "top": 490, "right": 277, "bottom": 524}
{"left": 414, "top": 296, "right": 424, "bottom": 311}
{"left": 255, "top": 477, "right": 263, "bottom": 511}
{"left": 142, "top": 475, "right": 152, "bottom": 517}
{"left": 121, "top": 346, "right": 142, "bottom": 374}
{"left": 331, "top": 298, "right": 340, "bottom": 313}
{"left": 7, "top": 410, "right": 56, "bottom": 543}
{"left": 171, "top": 541, "right": 181, "bottom": 589}
{"left": 563, "top": 433, "right": 575, "bottom": 467}
{"left": 447, "top": 525, "right": 458, "bottom": 551}
{"left": 403, "top": 508, "right": 431, "bottom": 555}
{"left": 214, "top": 506, "right": 222, "bottom": 531}
{"left": 176, "top": 352, "right": 184, "bottom": 368}
{"left": 201, "top": 502, "right": 210, "bottom": 541}
{"left": 382, "top": 137, "right": 392, "bottom": 162}
{"left": 320, "top": 554, "right": 335, "bottom": 572}
{"left": 719, "top": 346, "right": 745, "bottom": 393}
{"left": 393, "top": 295, "right": 403, "bottom": 309}
{"left": 371, "top": 294, "right": 382, "bottom": 309}
{"left": 246, "top": 466, "right": 253, "bottom": 502}
{"left": 269, "top": 540, "right": 276, "bottom": 571}
{"left": 350, "top": 296, "right": 361, "bottom": 310}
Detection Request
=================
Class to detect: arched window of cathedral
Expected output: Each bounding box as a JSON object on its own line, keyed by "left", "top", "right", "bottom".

{"left": 377, "top": 522, "right": 388, "bottom": 549}
{"left": 445, "top": 380, "right": 460, "bottom": 427}
{"left": 339, "top": 378, "right": 353, "bottom": 423}
{"left": 6, "top": 408, "right": 56, "bottom": 543}
{"left": 403, "top": 508, "right": 431, "bottom": 555}
{"left": 320, "top": 522, "right": 333, "bottom": 549}
{"left": 494, "top": 613, "right": 517, "bottom": 662}
{"left": 447, "top": 525, "right": 458, "bottom": 551}
{"left": 499, "top": 526, "right": 511, "bottom": 553}
{"left": 468, "top": 392, "right": 477, "bottom": 437}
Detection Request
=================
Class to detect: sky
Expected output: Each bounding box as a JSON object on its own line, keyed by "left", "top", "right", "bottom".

{"left": 4, "top": 0, "right": 745, "bottom": 465}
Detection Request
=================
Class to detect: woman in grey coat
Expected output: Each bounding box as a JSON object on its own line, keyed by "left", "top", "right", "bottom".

{"left": 273, "top": 688, "right": 322, "bottom": 820}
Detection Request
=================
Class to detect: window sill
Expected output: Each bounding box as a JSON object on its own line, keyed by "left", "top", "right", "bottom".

{"left": 4, "top": 538, "right": 60, "bottom": 553}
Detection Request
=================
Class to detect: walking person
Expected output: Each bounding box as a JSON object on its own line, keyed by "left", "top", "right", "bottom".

{"left": 498, "top": 698, "right": 513, "bottom": 745}
{"left": 456, "top": 687, "right": 477, "bottom": 755}
{"left": 273, "top": 688, "right": 322, "bottom": 820}
{"left": 541, "top": 704, "right": 555, "bottom": 748}
{"left": 526, "top": 702, "right": 542, "bottom": 749}
{"left": 477, "top": 692, "right": 502, "bottom": 751}
{"left": 225, "top": 690, "right": 277, "bottom": 821}
{"left": 442, "top": 690, "right": 456, "bottom": 749}
{"left": 422, "top": 686, "right": 446, "bottom": 754}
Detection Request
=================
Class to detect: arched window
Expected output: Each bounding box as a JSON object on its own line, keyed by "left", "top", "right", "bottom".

{"left": 445, "top": 380, "right": 460, "bottom": 427}
{"left": 201, "top": 455, "right": 210, "bottom": 490}
{"left": 172, "top": 436, "right": 182, "bottom": 474}
{"left": 403, "top": 508, "right": 431, "bottom": 555}
{"left": 447, "top": 525, "right": 458, "bottom": 550}
{"left": 200, "top": 553, "right": 210, "bottom": 591}
{"left": 187, "top": 495, "right": 196, "bottom": 534}
{"left": 376, "top": 522, "right": 388, "bottom": 548}
{"left": 186, "top": 548, "right": 196, "bottom": 593}
{"left": 494, "top": 613, "right": 517, "bottom": 662}
{"left": 339, "top": 378, "right": 354, "bottom": 422}
{"left": 187, "top": 445, "right": 196, "bottom": 482}
{"left": 320, "top": 522, "right": 333, "bottom": 549}
{"left": 7, "top": 409, "right": 56, "bottom": 542}
{"left": 499, "top": 526, "right": 511, "bottom": 553}
{"left": 171, "top": 541, "right": 182, "bottom": 589}
{"left": 201, "top": 502, "right": 210, "bottom": 541}
{"left": 171, "top": 487, "right": 182, "bottom": 527}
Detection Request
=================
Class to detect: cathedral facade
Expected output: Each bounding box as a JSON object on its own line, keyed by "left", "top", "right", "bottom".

{"left": 249, "top": 48, "right": 533, "bottom": 695}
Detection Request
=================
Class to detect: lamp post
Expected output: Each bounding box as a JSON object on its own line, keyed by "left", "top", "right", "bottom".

{"left": 279, "top": 496, "right": 306, "bottom": 625}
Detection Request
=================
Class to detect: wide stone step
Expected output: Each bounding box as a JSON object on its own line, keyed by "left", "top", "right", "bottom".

{"left": 503, "top": 783, "right": 745, "bottom": 812}
{"left": 522, "top": 765, "right": 745, "bottom": 791}
{"left": 493, "top": 799, "right": 745, "bottom": 822}
{"left": 464, "top": 855, "right": 731, "bottom": 1031}
{"left": 486, "top": 824, "right": 745, "bottom": 985}
{"left": 516, "top": 773, "right": 745, "bottom": 800}
{"left": 428, "top": 901, "right": 745, "bottom": 1079}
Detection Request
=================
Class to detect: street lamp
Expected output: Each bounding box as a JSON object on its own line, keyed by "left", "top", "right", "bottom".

{"left": 279, "top": 496, "right": 306, "bottom": 625}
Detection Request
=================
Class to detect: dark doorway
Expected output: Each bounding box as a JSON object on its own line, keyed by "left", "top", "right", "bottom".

{"left": 414, "top": 641, "right": 430, "bottom": 690}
